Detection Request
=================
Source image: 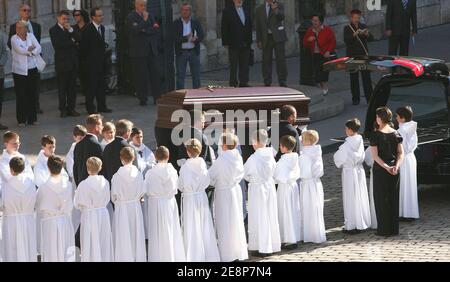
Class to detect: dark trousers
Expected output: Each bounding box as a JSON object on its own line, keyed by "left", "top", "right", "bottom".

{"left": 78, "top": 60, "right": 88, "bottom": 97}
{"left": 131, "top": 54, "right": 161, "bottom": 103}
{"left": 0, "top": 77, "right": 4, "bottom": 118}
{"left": 312, "top": 53, "right": 329, "bottom": 83}
{"left": 36, "top": 73, "right": 41, "bottom": 111}
{"left": 86, "top": 68, "right": 107, "bottom": 113}
{"left": 228, "top": 47, "right": 250, "bottom": 87}
{"left": 350, "top": 70, "right": 373, "bottom": 103}
{"left": 13, "top": 68, "right": 38, "bottom": 124}
{"left": 262, "top": 35, "right": 288, "bottom": 86}
{"left": 57, "top": 70, "right": 77, "bottom": 112}
{"left": 388, "top": 34, "right": 410, "bottom": 56}
{"left": 176, "top": 49, "right": 201, "bottom": 90}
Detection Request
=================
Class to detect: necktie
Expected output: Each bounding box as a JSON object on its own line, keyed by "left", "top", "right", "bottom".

{"left": 98, "top": 26, "right": 102, "bottom": 36}
{"left": 402, "top": 0, "right": 408, "bottom": 10}
{"left": 139, "top": 151, "right": 143, "bottom": 158}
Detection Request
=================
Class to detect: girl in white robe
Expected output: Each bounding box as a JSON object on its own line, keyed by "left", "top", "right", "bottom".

{"left": 74, "top": 170, "right": 114, "bottom": 262}
{"left": 244, "top": 145, "right": 281, "bottom": 255}
{"left": 334, "top": 133, "right": 371, "bottom": 232}
{"left": 209, "top": 141, "right": 248, "bottom": 262}
{"left": 274, "top": 151, "right": 301, "bottom": 245}
{"left": 298, "top": 130, "right": 326, "bottom": 244}
{"left": 145, "top": 158, "right": 185, "bottom": 262}
{"left": 0, "top": 170, "right": 37, "bottom": 262}
{"left": 111, "top": 162, "right": 146, "bottom": 262}
{"left": 36, "top": 174, "right": 75, "bottom": 262}
{"left": 364, "top": 147, "right": 377, "bottom": 229}
{"left": 179, "top": 153, "right": 220, "bottom": 262}
{"left": 397, "top": 119, "right": 419, "bottom": 219}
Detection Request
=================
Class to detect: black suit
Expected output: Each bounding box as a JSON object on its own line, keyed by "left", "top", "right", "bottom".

{"left": 271, "top": 122, "right": 301, "bottom": 161}
{"left": 49, "top": 24, "right": 78, "bottom": 112}
{"left": 221, "top": 5, "right": 252, "bottom": 87}
{"left": 386, "top": 0, "right": 417, "bottom": 56}
{"left": 73, "top": 134, "right": 103, "bottom": 186}
{"left": 102, "top": 137, "right": 137, "bottom": 183}
{"left": 127, "top": 11, "right": 161, "bottom": 104}
{"left": 80, "top": 23, "right": 108, "bottom": 113}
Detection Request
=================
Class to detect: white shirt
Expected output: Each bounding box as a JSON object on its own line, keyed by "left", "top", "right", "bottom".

{"left": 235, "top": 6, "right": 246, "bottom": 25}
{"left": 11, "top": 33, "right": 41, "bottom": 75}
{"left": 182, "top": 18, "right": 195, "bottom": 50}
{"left": 22, "top": 20, "right": 34, "bottom": 35}
{"left": 93, "top": 22, "right": 102, "bottom": 37}
{"left": 266, "top": 3, "right": 272, "bottom": 34}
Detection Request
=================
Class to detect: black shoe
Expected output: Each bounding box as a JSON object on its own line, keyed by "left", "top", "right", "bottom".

{"left": 264, "top": 83, "right": 271, "bottom": 87}
{"left": 239, "top": 84, "right": 251, "bottom": 88}
{"left": 342, "top": 229, "right": 360, "bottom": 235}
{"left": 281, "top": 243, "right": 298, "bottom": 251}
{"left": 253, "top": 252, "right": 271, "bottom": 258}
{"left": 98, "top": 108, "right": 113, "bottom": 113}
{"left": 67, "top": 110, "right": 81, "bottom": 117}
{"left": 60, "top": 110, "right": 68, "bottom": 118}
{"left": 399, "top": 217, "right": 416, "bottom": 222}
{"left": 352, "top": 100, "right": 360, "bottom": 106}
{"left": 38, "top": 108, "right": 44, "bottom": 114}
{"left": 0, "top": 123, "right": 8, "bottom": 130}
{"left": 279, "top": 83, "right": 288, "bottom": 87}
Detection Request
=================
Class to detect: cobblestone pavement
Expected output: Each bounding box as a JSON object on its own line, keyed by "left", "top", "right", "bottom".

{"left": 250, "top": 153, "right": 450, "bottom": 262}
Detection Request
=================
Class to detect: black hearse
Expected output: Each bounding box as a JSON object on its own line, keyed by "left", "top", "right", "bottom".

{"left": 324, "top": 56, "right": 450, "bottom": 184}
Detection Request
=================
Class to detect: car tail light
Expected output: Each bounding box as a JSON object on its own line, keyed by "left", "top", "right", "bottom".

{"left": 393, "top": 59, "right": 425, "bottom": 77}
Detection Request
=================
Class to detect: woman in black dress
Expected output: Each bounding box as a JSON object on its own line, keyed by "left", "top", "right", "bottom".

{"left": 370, "top": 107, "right": 404, "bottom": 236}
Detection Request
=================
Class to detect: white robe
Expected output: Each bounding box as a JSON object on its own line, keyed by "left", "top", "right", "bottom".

{"left": 33, "top": 150, "right": 70, "bottom": 188}
{"left": 0, "top": 150, "right": 34, "bottom": 187}
{"left": 36, "top": 176, "right": 75, "bottom": 262}
{"left": 65, "top": 142, "right": 76, "bottom": 179}
{"left": 179, "top": 157, "right": 220, "bottom": 262}
{"left": 398, "top": 121, "right": 419, "bottom": 219}
{"left": 364, "top": 147, "right": 377, "bottom": 229}
{"left": 244, "top": 147, "right": 281, "bottom": 254}
{"left": 0, "top": 175, "right": 37, "bottom": 262}
{"left": 65, "top": 142, "right": 82, "bottom": 232}
{"left": 130, "top": 142, "right": 156, "bottom": 240}
{"left": 74, "top": 175, "right": 114, "bottom": 262}
{"left": 274, "top": 152, "right": 301, "bottom": 244}
{"left": 145, "top": 163, "right": 186, "bottom": 262}
{"left": 209, "top": 149, "right": 248, "bottom": 262}
{"left": 298, "top": 145, "right": 326, "bottom": 243}
{"left": 334, "top": 135, "right": 371, "bottom": 231}
{"left": 111, "top": 164, "right": 146, "bottom": 262}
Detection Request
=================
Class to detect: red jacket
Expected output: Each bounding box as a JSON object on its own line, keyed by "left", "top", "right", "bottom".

{"left": 303, "top": 26, "right": 336, "bottom": 55}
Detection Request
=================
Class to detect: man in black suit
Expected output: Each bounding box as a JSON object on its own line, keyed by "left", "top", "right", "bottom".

{"left": 271, "top": 105, "right": 301, "bottom": 161}
{"left": 102, "top": 119, "right": 135, "bottom": 183}
{"left": 80, "top": 7, "right": 112, "bottom": 114}
{"left": 386, "top": 0, "right": 417, "bottom": 56}
{"left": 221, "top": 0, "right": 253, "bottom": 87}
{"left": 8, "top": 3, "right": 43, "bottom": 114}
{"left": 128, "top": 0, "right": 161, "bottom": 106}
{"left": 73, "top": 114, "right": 104, "bottom": 186}
{"left": 49, "top": 10, "right": 80, "bottom": 118}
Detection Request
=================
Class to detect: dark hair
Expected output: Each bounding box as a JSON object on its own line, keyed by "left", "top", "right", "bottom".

{"left": 41, "top": 135, "right": 56, "bottom": 147}
{"left": 73, "top": 9, "right": 90, "bottom": 24}
{"left": 9, "top": 157, "right": 25, "bottom": 174}
{"left": 58, "top": 10, "right": 70, "bottom": 17}
{"left": 376, "top": 107, "right": 393, "bottom": 125}
{"left": 311, "top": 14, "right": 324, "bottom": 23}
{"left": 90, "top": 7, "right": 102, "bottom": 18}
{"left": 47, "top": 156, "right": 64, "bottom": 175}
{"left": 396, "top": 106, "right": 413, "bottom": 122}
{"left": 280, "top": 135, "right": 297, "bottom": 152}
{"left": 131, "top": 127, "right": 143, "bottom": 139}
{"left": 350, "top": 9, "right": 362, "bottom": 16}
{"left": 345, "top": 118, "right": 361, "bottom": 133}
{"left": 280, "top": 105, "right": 296, "bottom": 121}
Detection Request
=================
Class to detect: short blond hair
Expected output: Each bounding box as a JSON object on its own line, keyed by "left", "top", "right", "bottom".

{"left": 302, "top": 130, "right": 319, "bottom": 145}
{"left": 185, "top": 138, "right": 202, "bottom": 157}
{"left": 155, "top": 146, "right": 170, "bottom": 161}
{"left": 120, "top": 147, "right": 135, "bottom": 164}
{"left": 102, "top": 122, "right": 116, "bottom": 134}
{"left": 252, "top": 129, "right": 269, "bottom": 145}
{"left": 86, "top": 157, "right": 102, "bottom": 173}
{"left": 220, "top": 132, "right": 238, "bottom": 150}
{"left": 115, "top": 119, "right": 134, "bottom": 137}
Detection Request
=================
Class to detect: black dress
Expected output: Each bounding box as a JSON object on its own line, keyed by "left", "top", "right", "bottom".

{"left": 370, "top": 131, "right": 403, "bottom": 236}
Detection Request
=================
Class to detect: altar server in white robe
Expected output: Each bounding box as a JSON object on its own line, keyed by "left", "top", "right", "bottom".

{"left": 209, "top": 132, "right": 248, "bottom": 262}
{"left": 145, "top": 146, "right": 185, "bottom": 262}
{"left": 111, "top": 147, "right": 146, "bottom": 262}
{"left": 74, "top": 157, "right": 114, "bottom": 262}
{"left": 0, "top": 157, "right": 37, "bottom": 262}
{"left": 129, "top": 127, "right": 156, "bottom": 240}
{"left": 298, "top": 130, "right": 326, "bottom": 244}
{"left": 396, "top": 106, "right": 419, "bottom": 220}
{"left": 0, "top": 131, "right": 34, "bottom": 185}
{"left": 333, "top": 119, "right": 371, "bottom": 233}
{"left": 179, "top": 139, "right": 220, "bottom": 262}
{"left": 364, "top": 146, "right": 377, "bottom": 229}
{"left": 36, "top": 156, "right": 75, "bottom": 262}
{"left": 244, "top": 129, "right": 281, "bottom": 256}
{"left": 274, "top": 136, "right": 301, "bottom": 248}
{"left": 34, "top": 136, "right": 70, "bottom": 187}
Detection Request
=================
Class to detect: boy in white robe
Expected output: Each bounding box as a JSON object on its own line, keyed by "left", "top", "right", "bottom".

{"left": 74, "top": 157, "right": 114, "bottom": 262}
{"left": 245, "top": 129, "right": 281, "bottom": 256}
{"left": 111, "top": 147, "right": 146, "bottom": 262}
{"left": 209, "top": 132, "right": 248, "bottom": 262}
{"left": 274, "top": 136, "right": 301, "bottom": 249}
{"left": 333, "top": 119, "right": 371, "bottom": 234}
{"left": 0, "top": 131, "right": 34, "bottom": 186}
{"left": 179, "top": 139, "right": 220, "bottom": 262}
{"left": 34, "top": 135, "right": 69, "bottom": 187}
{"left": 0, "top": 157, "right": 37, "bottom": 262}
{"left": 36, "top": 156, "right": 75, "bottom": 262}
{"left": 100, "top": 122, "right": 115, "bottom": 151}
{"left": 364, "top": 147, "right": 377, "bottom": 229}
{"left": 299, "top": 130, "right": 326, "bottom": 244}
{"left": 145, "top": 146, "right": 185, "bottom": 262}
{"left": 396, "top": 106, "right": 419, "bottom": 220}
